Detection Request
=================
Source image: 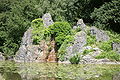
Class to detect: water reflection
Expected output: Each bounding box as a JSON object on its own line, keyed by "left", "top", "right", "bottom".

{"left": 0, "top": 61, "right": 120, "bottom": 80}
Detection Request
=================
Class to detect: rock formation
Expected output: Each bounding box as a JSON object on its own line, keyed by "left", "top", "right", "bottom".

{"left": 37, "top": 40, "right": 48, "bottom": 62}
{"left": 47, "top": 40, "right": 57, "bottom": 62}
{"left": 65, "top": 31, "right": 87, "bottom": 60}
{"left": 15, "top": 13, "right": 56, "bottom": 62}
{"left": 73, "top": 19, "right": 86, "bottom": 30}
{"left": 90, "top": 26, "right": 110, "bottom": 42}
{"left": 0, "top": 52, "right": 5, "bottom": 61}
{"left": 112, "top": 42, "right": 120, "bottom": 54}
{"left": 42, "top": 13, "right": 54, "bottom": 27}
{"left": 14, "top": 27, "right": 34, "bottom": 62}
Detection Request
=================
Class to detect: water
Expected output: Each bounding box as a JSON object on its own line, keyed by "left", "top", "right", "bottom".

{"left": 0, "top": 61, "right": 120, "bottom": 80}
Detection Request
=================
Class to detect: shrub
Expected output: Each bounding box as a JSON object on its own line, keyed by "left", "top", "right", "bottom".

{"left": 69, "top": 55, "right": 80, "bottom": 64}
{"left": 83, "top": 49, "right": 94, "bottom": 55}
{"left": 91, "top": 0, "right": 120, "bottom": 33}
{"left": 98, "top": 41, "right": 112, "bottom": 52}
{"left": 45, "top": 22, "right": 72, "bottom": 47}
{"left": 95, "top": 51, "right": 120, "bottom": 61}
{"left": 87, "top": 35, "right": 96, "bottom": 45}
{"left": 58, "top": 35, "right": 74, "bottom": 61}
{"left": 31, "top": 18, "right": 45, "bottom": 44}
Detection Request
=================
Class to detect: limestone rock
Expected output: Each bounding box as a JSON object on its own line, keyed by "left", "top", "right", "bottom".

{"left": 112, "top": 42, "right": 120, "bottom": 54}
{"left": 42, "top": 13, "right": 54, "bottom": 27}
{"left": 77, "top": 19, "right": 86, "bottom": 30}
{"left": 90, "top": 26, "right": 110, "bottom": 42}
{"left": 0, "top": 52, "right": 5, "bottom": 61}
{"left": 14, "top": 28, "right": 34, "bottom": 62}
{"left": 65, "top": 31, "right": 87, "bottom": 60}
{"left": 73, "top": 31, "right": 87, "bottom": 53}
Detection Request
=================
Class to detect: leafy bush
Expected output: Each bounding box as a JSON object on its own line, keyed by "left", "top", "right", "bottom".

{"left": 87, "top": 35, "right": 96, "bottom": 45}
{"left": 45, "top": 22, "right": 72, "bottom": 47}
{"left": 95, "top": 51, "right": 120, "bottom": 61}
{"left": 91, "top": 0, "right": 120, "bottom": 33}
{"left": 83, "top": 49, "right": 94, "bottom": 55}
{"left": 98, "top": 41, "right": 112, "bottom": 52}
{"left": 75, "top": 27, "right": 81, "bottom": 32}
{"left": 31, "top": 18, "right": 45, "bottom": 44}
{"left": 58, "top": 35, "right": 74, "bottom": 61}
{"left": 106, "top": 30, "right": 120, "bottom": 43}
{"left": 69, "top": 55, "right": 80, "bottom": 64}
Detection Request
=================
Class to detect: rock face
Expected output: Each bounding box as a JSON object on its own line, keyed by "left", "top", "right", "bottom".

{"left": 0, "top": 52, "right": 5, "bottom": 61}
{"left": 77, "top": 19, "right": 86, "bottom": 30}
{"left": 42, "top": 13, "right": 54, "bottom": 27}
{"left": 73, "top": 19, "right": 86, "bottom": 30}
{"left": 47, "top": 40, "right": 57, "bottom": 62}
{"left": 14, "top": 28, "right": 42, "bottom": 62}
{"left": 37, "top": 40, "right": 48, "bottom": 62}
{"left": 15, "top": 13, "right": 55, "bottom": 62}
{"left": 65, "top": 31, "right": 87, "bottom": 60}
{"left": 90, "top": 26, "right": 110, "bottom": 42}
{"left": 112, "top": 42, "right": 120, "bottom": 54}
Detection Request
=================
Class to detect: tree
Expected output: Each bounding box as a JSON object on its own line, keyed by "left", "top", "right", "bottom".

{"left": 91, "top": 0, "right": 120, "bottom": 33}
{"left": 45, "top": 22, "right": 72, "bottom": 49}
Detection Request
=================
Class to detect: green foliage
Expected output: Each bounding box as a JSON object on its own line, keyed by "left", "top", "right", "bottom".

{"left": 98, "top": 41, "right": 112, "bottom": 52}
{"left": 69, "top": 55, "right": 80, "bottom": 64}
{"left": 0, "top": 0, "right": 40, "bottom": 56}
{"left": 58, "top": 35, "right": 74, "bottom": 61}
{"left": 31, "top": 18, "right": 45, "bottom": 44}
{"left": 106, "top": 30, "right": 120, "bottom": 42}
{"left": 83, "top": 49, "right": 94, "bottom": 55}
{"left": 0, "top": 0, "right": 118, "bottom": 58}
{"left": 91, "top": 0, "right": 120, "bottom": 33}
{"left": 95, "top": 51, "right": 120, "bottom": 61}
{"left": 87, "top": 35, "right": 96, "bottom": 45}
{"left": 45, "top": 22, "right": 72, "bottom": 46}
{"left": 75, "top": 27, "right": 81, "bottom": 32}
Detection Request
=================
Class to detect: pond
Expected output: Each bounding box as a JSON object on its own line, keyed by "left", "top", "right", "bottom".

{"left": 0, "top": 61, "right": 120, "bottom": 80}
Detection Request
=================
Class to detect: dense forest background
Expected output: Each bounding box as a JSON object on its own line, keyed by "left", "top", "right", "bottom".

{"left": 0, "top": 0, "right": 120, "bottom": 57}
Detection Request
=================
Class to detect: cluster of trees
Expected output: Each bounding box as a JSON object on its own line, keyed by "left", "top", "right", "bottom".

{"left": 0, "top": 0, "right": 119, "bottom": 57}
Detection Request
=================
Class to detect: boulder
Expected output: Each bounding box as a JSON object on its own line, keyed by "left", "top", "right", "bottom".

{"left": 77, "top": 19, "right": 86, "bottom": 30}
{"left": 0, "top": 52, "right": 5, "bottom": 61}
{"left": 42, "top": 13, "right": 54, "bottom": 27}
{"left": 90, "top": 26, "right": 110, "bottom": 42}
{"left": 73, "top": 19, "right": 86, "bottom": 30}
{"left": 65, "top": 31, "right": 87, "bottom": 60}
{"left": 112, "top": 42, "right": 120, "bottom": 54}
{"left": 14, "top": 28, "right": 35, "bottom": 62}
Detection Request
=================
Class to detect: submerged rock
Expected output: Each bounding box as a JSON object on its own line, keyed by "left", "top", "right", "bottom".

{"left": 42, "top": 13, "right": 54, "bottom": 27}
{"left": 90, "top": 26, "right": 110, "bottom": 42}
